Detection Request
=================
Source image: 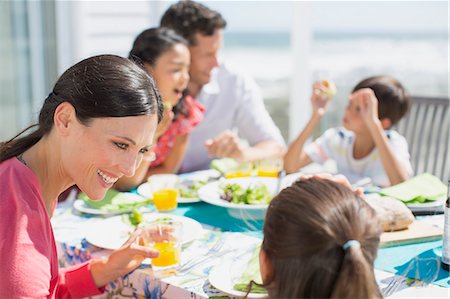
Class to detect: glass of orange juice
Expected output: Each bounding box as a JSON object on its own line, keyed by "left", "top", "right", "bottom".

{"left": 142, "top": 219, "right": 182, "bottom": 275}
{"left": 256, "top": 159, "right": 283, "bottom": 177}
{"left": 148, "top": 174, "right": 179, "bottom": 212}
{"left": 224, "top": 162, "right": 254, "bottom": 179}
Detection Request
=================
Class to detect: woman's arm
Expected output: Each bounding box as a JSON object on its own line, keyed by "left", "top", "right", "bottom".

{"left": 147, "top": 134, "right": 189, "bottom": 175}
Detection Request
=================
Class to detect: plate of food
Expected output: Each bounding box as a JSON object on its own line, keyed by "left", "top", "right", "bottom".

{"left": 85, "top": 213, "right": 204, "bottom": 250}
{"left": 198, "top": 177, "right": 278, "bottom": 219}
{"left": 73, "top": 189, "right": 152, "bottom": 216}
{"left": 209, "top": 246, "right": 267, "bottom": 298}
{"left": 137, "top": 170, "right": 219, "bottom": 204}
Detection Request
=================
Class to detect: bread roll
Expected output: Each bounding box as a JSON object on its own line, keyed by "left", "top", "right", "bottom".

{"left": 364, "top": 195, "right": 414, "bottom": 232}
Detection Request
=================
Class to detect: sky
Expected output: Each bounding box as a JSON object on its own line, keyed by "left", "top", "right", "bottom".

{"left": 198, "top": 1, "right": 449, "bottom": 33}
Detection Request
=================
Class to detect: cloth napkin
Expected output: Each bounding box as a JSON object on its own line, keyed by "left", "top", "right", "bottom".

{"left": 233, "top": 245, "right": 267, "bottom": 294}
{"left": 380, "top": 173, "right": 447, "bottom": 203}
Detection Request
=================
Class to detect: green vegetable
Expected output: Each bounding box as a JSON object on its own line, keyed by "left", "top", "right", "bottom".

{"left": 80, "top": 189, "right": 151, "bottom": 212}
{"left": 128, "top": 209, "right": 143, "bottom": 227}
{"left": 221, "top": 183, "right": 272, "bottom": 205}
{"left": 234, "top": 245, "right": 267, "bottom": 294}
{"left": 179, "top": 180, "right": 208, "bottom": 198}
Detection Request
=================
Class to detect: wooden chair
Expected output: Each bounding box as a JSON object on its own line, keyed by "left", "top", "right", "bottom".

{"left": 393, "top": 96, "right": 449, "bottom": 182}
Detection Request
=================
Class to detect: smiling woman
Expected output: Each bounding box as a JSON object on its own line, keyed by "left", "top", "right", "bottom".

{"left": 0, "top": 54, "right": 164, "bottom": 298}
{"left": 114, "top": 27, "right": 204, "bottom": 191}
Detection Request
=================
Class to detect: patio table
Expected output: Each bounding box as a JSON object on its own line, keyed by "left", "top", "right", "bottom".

{"left": 52, "top": 178, "right": 449, "bottom": 298}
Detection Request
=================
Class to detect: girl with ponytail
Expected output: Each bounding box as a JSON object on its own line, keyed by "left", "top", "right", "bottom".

{"left": 257, "top": 175, "right": 382, "bottom": 298}
{"left": 0, "top": 55, "right": 165, "bottom": 298}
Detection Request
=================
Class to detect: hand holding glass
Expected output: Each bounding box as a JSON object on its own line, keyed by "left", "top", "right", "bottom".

{"left": 140, "top": 220, "right": 182, "bottom": 270}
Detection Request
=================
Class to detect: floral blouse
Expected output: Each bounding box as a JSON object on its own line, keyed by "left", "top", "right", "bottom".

{"left": 151, "top": 95, "right": 204, "bottom": 167}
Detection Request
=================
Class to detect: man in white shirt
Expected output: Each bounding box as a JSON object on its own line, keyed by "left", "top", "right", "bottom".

{"left": 161, "top": 1, "right": 285, "bottom": 172}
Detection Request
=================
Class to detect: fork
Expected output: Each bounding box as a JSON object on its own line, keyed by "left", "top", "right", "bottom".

{"left": 382, "top": 276, "right": 404, "bottom": 297}
{"left": 178, "top": 238, "right": 226, "bottom": 273}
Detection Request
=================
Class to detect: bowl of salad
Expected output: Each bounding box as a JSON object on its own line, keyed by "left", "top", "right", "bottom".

{"left": 197, "top": 177, "right": 278, "bottom": 220}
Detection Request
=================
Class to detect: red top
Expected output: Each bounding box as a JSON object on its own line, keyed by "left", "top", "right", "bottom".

{"left": 0, "top": 157, "right": 104, "bottom": 298}
{"left": 151, "top": 95, "right": 205, "bottom": 167}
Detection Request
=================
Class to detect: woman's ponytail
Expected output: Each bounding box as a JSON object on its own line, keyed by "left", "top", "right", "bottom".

{"left": 0, "top": 125, "right": 42, "bottom": 162}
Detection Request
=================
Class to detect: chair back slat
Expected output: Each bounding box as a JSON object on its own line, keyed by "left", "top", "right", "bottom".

{"left": 393, "top": 96, "right": 449, "bottom": 182}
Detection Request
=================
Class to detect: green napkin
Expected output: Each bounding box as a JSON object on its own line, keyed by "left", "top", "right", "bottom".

{"left": 80, "top": 189, "right": 151, "bottom": 212}
{"left": 380, "top": 173, "right": 446, "bottom": 203}
{"left": 233, "top": 245, "right": 267, "bottom": 294}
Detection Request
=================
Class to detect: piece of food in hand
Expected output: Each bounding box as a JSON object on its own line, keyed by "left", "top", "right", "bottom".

{"left": 320, "top": 79, "right": 337, "bottom": 97}
{"left": 128, "top": 209, "right": 143, "bottom": 227}
{"left": 364, "top": 195, "right": 414, "bottom": 232}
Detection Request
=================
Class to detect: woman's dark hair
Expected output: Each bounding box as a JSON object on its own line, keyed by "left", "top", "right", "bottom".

{"left": 259, "top": 178, "right": 382, "bottom": 298}
{"left": 160, "top": 0, "right": 226, "bottom": 46}
{"left": 0, "top": 54, "right": 163, "bottom": 162}
{"left": 353, "top": 75, "right": 411, "bottom": 127}
{"left": 129, "top": 27, "right": 189, "bottom": 119}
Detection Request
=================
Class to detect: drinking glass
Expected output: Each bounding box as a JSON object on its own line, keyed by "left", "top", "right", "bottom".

{"left": 256, "top": 159, "right": 283, "bottom": 177}
{"left": 148, "top": 174, "right": 179, "bottom": 212}
{"left": 142, "top": 219, "right": 182, "bottom": 275}
{"left": 224, "top": 162, "right": 254, "bottom": 178}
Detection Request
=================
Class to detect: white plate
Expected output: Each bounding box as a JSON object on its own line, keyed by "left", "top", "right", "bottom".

{"left": 209, "top": 256, "right": 267, "bottom": 299}
{"left": 405, "top": 194, "right": 446, "bottom": 213}
{"left": 137, "top": 182, "right": 200, "bottom": 204}
{"left": 198, "top": 177, "right": 279, "bottom": 220}
{"left": 85, "top": 213, "right": 204, "bottom": 250}
{"left": 73, "top": 192, "right": 149, "bottom": 216}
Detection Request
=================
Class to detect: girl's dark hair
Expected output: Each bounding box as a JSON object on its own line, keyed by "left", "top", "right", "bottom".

{"left": 129, "top": 27, "right": 189, "bottom": 119}
{"left": 352, "top": 75, "right": 411, "bottom": 127}
{"left": 260, "top": 178, "right": 382, "bottom": 299}
{"left": 0, "top": 54, "right": 164, "bottom": 163}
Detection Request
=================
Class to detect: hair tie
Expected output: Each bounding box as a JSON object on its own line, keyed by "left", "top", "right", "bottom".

{"left": 342, "top": 240, "right": 360, "bottom": 251}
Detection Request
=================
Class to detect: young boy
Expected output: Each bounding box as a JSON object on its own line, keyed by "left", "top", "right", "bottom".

{"left": 284, "top": 76, "right": 413, "bottom": 187}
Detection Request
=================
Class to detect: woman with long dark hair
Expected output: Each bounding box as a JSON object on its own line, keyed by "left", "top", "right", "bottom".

{"left": 0, "top": 54, "right": 163, "bottom": 298}
{"left": 115, "top": 27, "right": 204, "bottom": 190}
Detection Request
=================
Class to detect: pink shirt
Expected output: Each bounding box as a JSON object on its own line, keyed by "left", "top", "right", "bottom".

{"left": 151, "top": 95, "right": 204, "bottom": 167}
{"left": 0, "top": 157, "right": 104, "bottom": 298}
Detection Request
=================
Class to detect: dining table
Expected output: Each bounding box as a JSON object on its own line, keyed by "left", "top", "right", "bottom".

{"left": 52, "top": 171, "right": 450, "bottom": 299}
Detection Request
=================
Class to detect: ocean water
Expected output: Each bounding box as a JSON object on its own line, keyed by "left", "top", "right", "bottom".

{"left": 222, "top": 31, "right": 449, "bottom": 139}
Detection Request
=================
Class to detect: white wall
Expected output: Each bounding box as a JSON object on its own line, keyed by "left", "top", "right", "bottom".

{"left": 55, "top": 1, "right": 168, "bottom": 74}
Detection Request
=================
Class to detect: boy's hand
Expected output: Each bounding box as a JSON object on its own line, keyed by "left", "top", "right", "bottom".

{"left": 351, "top": 88, "right": 380, "bottom": 128}
{"left": 311, "top": 81, "right": 334, "bottom": 116}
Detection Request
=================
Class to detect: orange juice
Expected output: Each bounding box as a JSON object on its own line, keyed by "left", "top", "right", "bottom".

{"left": 153, "top": 188, "right": 178, "bottom": 212}
{"left": 225, "top": 170, "right": 252, "bottom": 179}
{"left": 151, "top": 241, "right": 180, "bottom": 267}
{"left": 257, "top": 167, "right": 279, "bottom": 177}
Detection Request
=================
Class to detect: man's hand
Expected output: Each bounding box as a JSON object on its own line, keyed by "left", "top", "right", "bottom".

{"left": 204, "top": 130, "right": 246, "bottom": 161}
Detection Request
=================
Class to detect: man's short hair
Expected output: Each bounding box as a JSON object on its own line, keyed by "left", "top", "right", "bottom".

{"left": 160, "top": 0, "right": 226, "bottom": 46}
{"left": 352, "top": 75, "right": 411, "bottom": 126}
